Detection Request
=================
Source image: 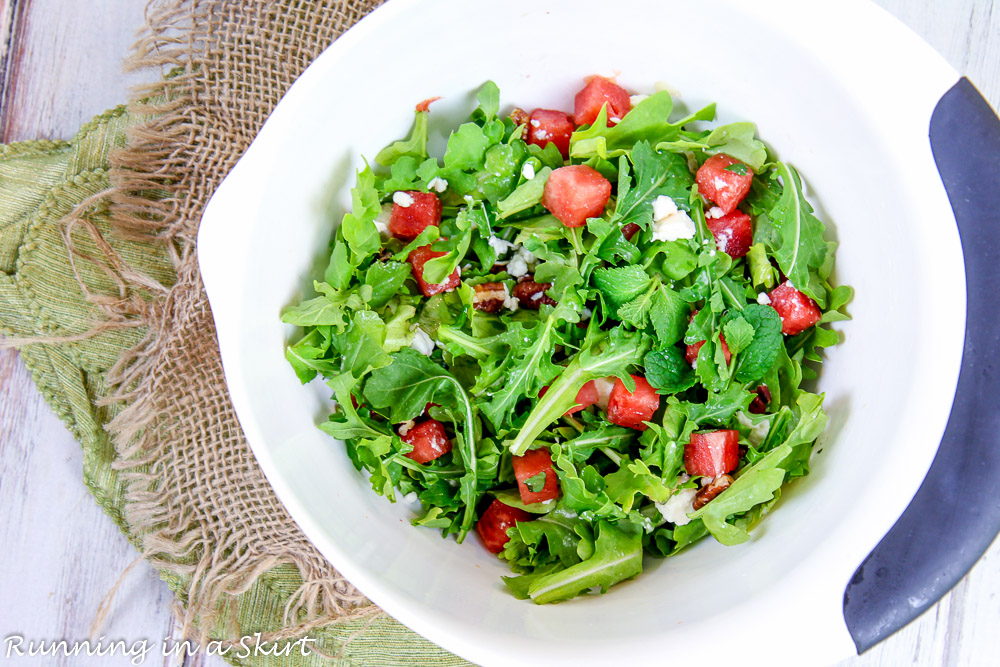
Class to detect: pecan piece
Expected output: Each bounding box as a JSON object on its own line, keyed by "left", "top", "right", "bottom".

{"left": 692, "top": 474, "right": 733, "bottom": 510}
{"left": 512, "top": 278, "right": 556, "bottom": 309}
{"left": 473, "top": 282, "right": 507, "bottom": 314}
{"left": 509, "top": 107, "right": 530, "bottom": 126}
{"left": 748, "top": 384, "right": 773, "bottom": 414}
{"left": 622, "top": 222, "right": 641, "bottom": 242}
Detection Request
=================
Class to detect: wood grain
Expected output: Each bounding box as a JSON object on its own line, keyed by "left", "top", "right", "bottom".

{"left": 0, "top": 2, "right": 998, "bottom": 666}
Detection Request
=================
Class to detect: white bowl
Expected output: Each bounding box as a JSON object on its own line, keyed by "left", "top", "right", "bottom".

{"left": 198, "top": 1, "right": 979, "bottom": 664}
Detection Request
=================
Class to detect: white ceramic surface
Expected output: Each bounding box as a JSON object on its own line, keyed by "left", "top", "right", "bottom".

{"left": 198, "top": 1, "right": 966, "bottom": 665}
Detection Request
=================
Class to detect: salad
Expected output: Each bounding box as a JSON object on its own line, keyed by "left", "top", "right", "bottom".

{"left": 282, "top": 76, "right": 851, "bottom": 604}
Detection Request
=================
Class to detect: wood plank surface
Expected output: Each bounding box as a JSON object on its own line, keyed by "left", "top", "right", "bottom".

{"left": 0, "top": 2, "right": 998, "bottom": 666}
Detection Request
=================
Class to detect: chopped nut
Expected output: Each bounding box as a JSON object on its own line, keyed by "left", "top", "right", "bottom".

{"left": 692, "top": 474, "right": 733, "bottom": 510}
{"left": 512, "top": 278, "right": 556, "bottom": 309}
{"left": 510, "top": 107, "right": 530, "bottom": 126}
{"left": 748, "top": 384, "right": 773, "bottom": 414}
{"left": 472, "top": 282, "right": 507, "bottom": 313}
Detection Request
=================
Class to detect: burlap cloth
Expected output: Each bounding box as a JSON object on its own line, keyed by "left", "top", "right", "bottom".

{"left": 0, "top": 1, "right": 474, "bottom": 664}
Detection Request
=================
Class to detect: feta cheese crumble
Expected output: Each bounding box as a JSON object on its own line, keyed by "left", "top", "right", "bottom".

{"left": 655, "top": 488, "right": 698, "bottom": 526}
{"left": 580, "top": 307, "right": 593, "bottom": 321}
{"left": 706, "top": 206, "right": 724, "bottom": 219}
{"left": 392, "top": 191, "right": 414, "bottom": 207}
{"left": 374, "top": 204, "right": 392, "bottom": 237}
{"left": 502, "top": 284, "right": 519, "bottom": 312}
{"left": 629, "top": 94, "right": 648, "bottom": 106}
{"left": 735, "top": 411, "right": 771, "bottom": 447}
{"left": 409, "top": 327, "right": 435, "bottom": 356}
{"left": 427, "top": 177, "right": 448, "bottom": 193}
{"left": 756, "top": 292, "right": 771, "bottom": 305}
{"left": 398, "top": 420, "right": 416, "bottom": 436}
{"left": 593, "top": 377, "right": 616, "bottom": 410}
{"left": 521, "top": 162, "right": 536, "bottom": 181}
{"left": 650, "top": 195, "right": 696, "bottom": 242}
{"left": 506, "top": 255, "right": 529, "bottom": 278}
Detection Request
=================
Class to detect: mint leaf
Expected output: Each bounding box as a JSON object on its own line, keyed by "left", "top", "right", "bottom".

{"left": 644, "top": 347, "right": 696, "bottom": 395}
{"left": 592, "top": 265, "right": 652, "bottom": 310}
{"left": 649, "top": 286, "right": 690, "bottom": 345}
{"left": 524, "top": 472, "right": 547, "bottom": 493}
{"left": 726, "top": 304, "right": 782, "bottom": 384}
{"left": 721, "top": 315, "right": 754, "bottom": 354}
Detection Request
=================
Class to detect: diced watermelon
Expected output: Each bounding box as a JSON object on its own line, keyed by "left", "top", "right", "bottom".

{"left": 685, "top": 430, "right": 740, "bottom": 477}
{"left": 706, "top": 210, "right": 753, "bottom": 258}
{"left": 696, "top": 154, "right": 753, "bottom": 215}
{"left": 513, "top": 448, "right": 560, "bottom": 505}
{"left": 541, "top": 165, "right": 611, "bottom": 228}
{"left": 476, "top": 499, "right": 532, "bottom": 554}
{"left": 527, "top": 109, "right": 574, "bottom": 158}
{"left": 567, "top": 380, "right": 599, "bottom": 415}
{"left": 574, "top": 76, "right": 631, "bottom": 127}
{"left": 606, "top": 375, "right": 660, "bottom": 430}
{"left": 389, "top": 191, "right": 442, "bottom": 240}
{"left": 408, "top": 244, "right": 460, "bottom": 297}
{"left": 400, "top": 419, "right": 452, "bottom": 464}
{"left": 768, "top": 281, "right": 822, "bottom": 335}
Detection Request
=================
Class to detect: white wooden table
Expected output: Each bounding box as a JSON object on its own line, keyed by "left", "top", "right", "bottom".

{"left": 0, "top": 2, "right": 997, "bottom": 665}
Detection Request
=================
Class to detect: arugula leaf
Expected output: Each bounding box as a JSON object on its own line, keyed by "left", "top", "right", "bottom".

{"left": 762, "top": 163, "right": 828, "bottom": 304}
{"left": 497, "top": 167, "right": 551, "bottom": 218}
{"left": 513, "top": 520, "right": 643, "bottom": 604}
{"left": 365, "top": 261, "right": 412, "bottom": 309}
{"left": 690, "top": 444, "right": 792, "bottom": 545}
{"left": 644, "top": 347, "right": 696, "bottom": 394}
{"left": 422, "top": 207, "right": 479, "bottom": 284}
{"left": 701, "top": 122, "right": 768, "bottom": 171}
{"left": 375, "top": 110, "right": 429, "bottom": 166}
{"left": 473, "top": 80, "right": 500, "bottom": 122}
{"left": 341, "top": 166, "right": 382, "bottom": 262}
{"left": 604, "top": 459, "right": 672, "bottom": 512}
{"left": 570, "top": 92, "right": 715, "bottom": 159}
{"left": 502, "top": 507, "right": 588, "bottom": 571}
{"left": 281, "top": 296, "right": 350, "bottom": 328}
{"left": 507, "top": 328, "right": 650, "bottom": 456}
{"left": 364, "top": 348, "right": 480, "bottom": 540}
{"left": 391, "top": 225, "right": 440, "bottom": 261}
{"left": 332, "top": 310, "right": 393, "bottom": 377}
{"left": 443, "top": 123, "right": 491, "bottom": 171}
{"left": 524, "top": 472, "right": 547, "bottom": 493}
{"left": 725, "top": 304, "right": 782, "bottom": 384}
{"left": 746, "top": 243, "right": 778, "bottom": 289}
{"left": 614, "top": 142, "right": 694, "bottom": 230}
